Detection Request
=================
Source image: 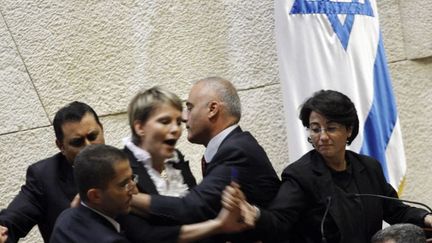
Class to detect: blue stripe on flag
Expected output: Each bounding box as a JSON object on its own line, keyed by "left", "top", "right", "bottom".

{"left": 360, "top": 33, "right": 398, "bottom": 181}
{"left": 290, "top": 0, "right": 374, "bottom": 15}
{"left": 290, "top": 0, "right": 374, "bottom": 50}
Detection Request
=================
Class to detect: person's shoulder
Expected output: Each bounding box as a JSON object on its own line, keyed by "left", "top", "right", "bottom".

{"left": 347, "top": 150, "right": 381, "bottom": 169}
{"left": 223, "top": 127, "right": 259, "bottom": 147}
{"left": 281, "top": 151, "right": 319, "bottom": 179}
{"left": 27, "top": 152, "right": 64, "bottom": 172}
{"left": 55, "top": 207, "right": 78, "bottom": 224}
{"left": 287, "top": 150, "right": 316, "bottom": 169}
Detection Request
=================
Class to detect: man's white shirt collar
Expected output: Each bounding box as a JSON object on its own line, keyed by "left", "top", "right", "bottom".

{"left": 81, "top": 202, "right": 121, "bottom": 233}
{"left": 204, "top": 124, "right": 238, "bottom": 163}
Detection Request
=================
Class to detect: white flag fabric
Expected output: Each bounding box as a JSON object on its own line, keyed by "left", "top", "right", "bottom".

{"left": 275, "top": 0, "right": 406, "bottom": 190}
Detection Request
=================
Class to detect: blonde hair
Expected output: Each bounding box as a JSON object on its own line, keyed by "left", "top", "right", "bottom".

{"left": 128, "top": 86, "right": 182, "bottom": 144}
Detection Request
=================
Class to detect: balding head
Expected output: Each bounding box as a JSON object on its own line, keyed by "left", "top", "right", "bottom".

{"left": 195, "top": 77, "right": 241, "bottom": 122}
{"left": 184, "top": 77, "right": 242, "bottom": 146}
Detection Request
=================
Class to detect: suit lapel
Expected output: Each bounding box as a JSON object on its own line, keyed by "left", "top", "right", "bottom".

{"left": 57, "top": 154, "right": 78, "bottom": 201}
{"left": 309, "top": 151, "right": 349, "bottom": 237}
{"left": 205, "top": 126, "right": 242, "bottom": 174}
{"left": 348, "top": 152, "right": 368, "bottom": 194}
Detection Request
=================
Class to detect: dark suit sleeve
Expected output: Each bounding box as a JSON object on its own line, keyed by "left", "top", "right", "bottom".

{"left": 256, "top": 169, "right": 307, "bottom": 242}
{"left": 0, "top": 165, "right": 45, "bottom": 242}
{"left": 149, "top": 163, "right": 231, "bottom": 224}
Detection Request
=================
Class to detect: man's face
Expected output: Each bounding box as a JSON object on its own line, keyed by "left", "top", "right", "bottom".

{"left": 184, "top": 83, "right": 212, "bottom": 146}
{"left": 57, "top": 112, "right": 105, "bottom": 164}
{"left": 100, "top": 160, "right": 138, "bottom": 217}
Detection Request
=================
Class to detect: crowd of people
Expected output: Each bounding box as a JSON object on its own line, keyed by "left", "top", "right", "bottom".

{"left": 0, "top": 77, "right": 430, "bottom": 243}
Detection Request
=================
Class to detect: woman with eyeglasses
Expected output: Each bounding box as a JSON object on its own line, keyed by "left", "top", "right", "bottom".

{"left": 223, "top": 89, "right": 432, "bottom": 243}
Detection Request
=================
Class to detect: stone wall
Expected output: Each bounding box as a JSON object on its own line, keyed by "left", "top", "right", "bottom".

{"left": 0, "top": 0, "right": 430, "bottom": 241}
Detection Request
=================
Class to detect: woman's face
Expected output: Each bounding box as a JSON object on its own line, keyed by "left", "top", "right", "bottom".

{"left": 135, "top": 104, "right": 182, "bottom": 161}
{"left": 308, "top": 111, "right": 352, "bottom": 161}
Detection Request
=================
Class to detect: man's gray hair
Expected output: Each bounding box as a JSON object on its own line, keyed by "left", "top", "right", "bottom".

{"left": 197, "top": 77, "right": 241, "bottom": 122}
{"left": 371, "top": 223, "right": 426, "bottom": 243}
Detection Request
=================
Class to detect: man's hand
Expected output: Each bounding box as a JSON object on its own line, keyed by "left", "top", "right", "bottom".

{"left": 424, "top": 214, "right": 432, "bottom": 227}
{"left": 70, "top": 194, "right": 81, "bottom": 208}
{"left": 217, "top": 182, "right": 257, "bottom": 233}
{"left": 0, "top": 225, "right": 8, "bottom": 243}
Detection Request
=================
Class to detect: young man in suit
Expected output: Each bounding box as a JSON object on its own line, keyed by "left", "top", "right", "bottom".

{"left": 50, "top": 144, "right": 136, "bottom": 243}
{"left": 52, "top": 144, "right": 251, "bottom": 243}
{"left": 131, "top": 77, "right": 281, "bottom": 242}
{"left": 0, "top": 101, "right": 105, "bottom": 242}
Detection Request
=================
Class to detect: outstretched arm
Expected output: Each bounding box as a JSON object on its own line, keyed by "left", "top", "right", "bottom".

{"left": 177, "top": 183, "right": 251, "bottom": 243}
{"left": 130, "top": 193, "right": 152, "bottom": 216}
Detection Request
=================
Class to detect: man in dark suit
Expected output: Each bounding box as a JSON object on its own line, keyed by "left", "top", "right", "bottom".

{"left": 0, "top": 101, "right": 105, "bottom": 242}
{"left": 131, "top": 77, "right": 281, "bottom": 242}
{"left": 50, "top": 144, "right": 135, "bottom": 243}
{"left": 51, "top": 144, "right": 251, "bottom": 243}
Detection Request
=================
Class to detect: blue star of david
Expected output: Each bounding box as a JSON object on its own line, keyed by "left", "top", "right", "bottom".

{"left": 290, "top": 0, "right": 374, "bottom": 50}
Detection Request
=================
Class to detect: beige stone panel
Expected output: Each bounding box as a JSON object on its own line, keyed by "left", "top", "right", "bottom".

{"left": 239, "top": 84, "right": 289, "bottom": 176}
{"left": 221, "top": 0, "right": 279, "bottom": 89}
{"left": 0, "top": 127, "right": 55, "bottom": 242}
{"left": 1, "top": 0, "right": 280, "bottom": 119}
{"left": 0, "top": 1, "right": 155, "bottom": 119}
{"left": 0, "top": 15, "right": 49, "bottom": 134}
{"left": 389, "top": 58, "right": 432, "bottom": 204}
{"left": 0, "top": 127, "right": 57, "bottom": 207}
{"left": 376, "top": 0, "right": 405, "bottom": 62}
{"left": 134, "top": 1, "right": 232, "bottom": 100}
{"left": 399, "top": 1, "right": 432, "bottom": 59}
{"left": 0, "top": 1, "right": 236, "bottom": 118}
{"left": 99, "top": 113, "right": 130, "bottom": 149}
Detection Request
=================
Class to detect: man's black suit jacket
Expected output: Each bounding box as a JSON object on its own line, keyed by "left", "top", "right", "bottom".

{"left": 148, "top": 127, "right": 281, "bottom": 241}
{"left": 0, "top": 153, "right": 76, "bottom": 242}
{"left": 50, "top": 205, "right": 130, "bottom": 243}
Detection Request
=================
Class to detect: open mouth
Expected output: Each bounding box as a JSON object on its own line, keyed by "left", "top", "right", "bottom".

{"left": 163, "top": 139, "right": 177, "bottom": 146}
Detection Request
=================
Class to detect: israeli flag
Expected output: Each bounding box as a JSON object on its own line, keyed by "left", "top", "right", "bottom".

{"left": 276, "top": 0, "right": 406, "bottom": 190}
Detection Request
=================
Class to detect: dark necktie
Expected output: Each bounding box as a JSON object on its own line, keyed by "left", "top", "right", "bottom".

{"left": 201, "top": 156, "right": 207, "bottom": 177}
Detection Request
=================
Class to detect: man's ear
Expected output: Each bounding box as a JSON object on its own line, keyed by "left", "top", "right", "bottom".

{"left": 207, "top": 101, "right": 220, "bottom": 119}
{"left": 56, "top": 139, "right": 65, "bottom": 154}
{"left": 347, "top": 126, "right": 353, "bottom": 139}
{"left": 87, "top": 188, "right": 103, "bottom": 204}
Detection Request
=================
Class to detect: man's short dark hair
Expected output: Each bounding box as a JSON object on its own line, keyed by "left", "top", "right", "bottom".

{"left": 74, "top": 144, "right": 128, "bottom": 202}
{"left": 53, "top": 101, "right": 102, "bottom": 142}
{"left": 371, "top": 223, "right": 426, "bottom": 243}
